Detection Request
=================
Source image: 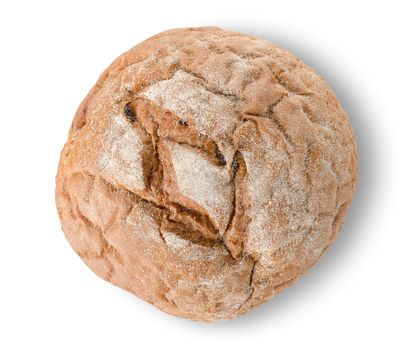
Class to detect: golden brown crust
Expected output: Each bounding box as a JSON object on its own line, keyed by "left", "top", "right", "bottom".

{"left": 55, "top": 27, "right": 358, "bottom": 322}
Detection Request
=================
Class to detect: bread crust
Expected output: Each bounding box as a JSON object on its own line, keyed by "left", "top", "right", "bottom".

{"left": 55, "top": 27, "right": 358, "bottom": 321}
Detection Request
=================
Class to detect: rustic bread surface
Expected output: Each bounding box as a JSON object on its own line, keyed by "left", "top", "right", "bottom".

{"left": 56, "top": 27, "right": 358, "bottom": 321}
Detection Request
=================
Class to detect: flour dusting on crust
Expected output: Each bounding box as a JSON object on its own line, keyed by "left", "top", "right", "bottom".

{"left": 99, "top": 115, "right": 145, "bottom": 192}
{"left": 167, "top": 141, "right": 233, "bottom": 233}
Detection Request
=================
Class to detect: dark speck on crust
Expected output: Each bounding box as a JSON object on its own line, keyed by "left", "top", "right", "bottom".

{"left": 178, "top": 119, "right": 188, "bottom": 126}
{"left": 124, "top": 103, "right": 136, "bottom": 123}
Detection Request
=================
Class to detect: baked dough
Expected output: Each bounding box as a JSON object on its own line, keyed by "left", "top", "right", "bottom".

{"left": 55, "top": 27, "right": 358, "bottom": 321}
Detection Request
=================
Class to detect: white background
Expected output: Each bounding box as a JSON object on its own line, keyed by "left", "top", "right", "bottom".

{"left": 1, "top": 0, "right": 405, "bottom": 349}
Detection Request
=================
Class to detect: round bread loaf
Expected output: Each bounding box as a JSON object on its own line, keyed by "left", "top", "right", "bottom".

{"left": 55, "top": 27, "right": 358, "bottom": 322}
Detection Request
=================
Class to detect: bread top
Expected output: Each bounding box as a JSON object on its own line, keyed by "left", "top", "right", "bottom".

{"left": 57, "top": 28, "right": 358, "bottom": 320}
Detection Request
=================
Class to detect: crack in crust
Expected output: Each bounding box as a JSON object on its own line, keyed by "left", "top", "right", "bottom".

{"left": 75, "top": 205, "right": 123, "bottom": 266}
{"left": 237, "top": 259, "right": 257, "bottom": 312}
{"left": 60, "top": 175, "right": 125, "bottom": 282}
{"left": 223, "top": 151, "right": 251, "bottom": 260}
{"left": 176, "top": 66, "right": 243, "bottom": 101}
